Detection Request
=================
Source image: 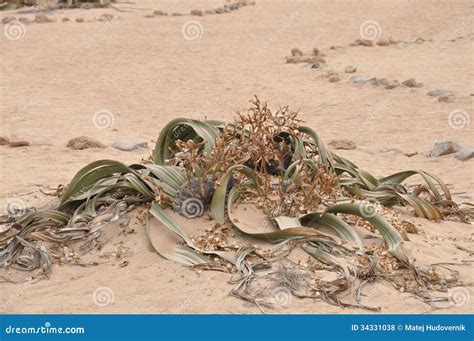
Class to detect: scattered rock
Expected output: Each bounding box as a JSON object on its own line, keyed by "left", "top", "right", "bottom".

{"left": 311, "top": 63, "right": 320, "bottom": 69}
{"left": 352, "top": 75, "right": 376, "bottom": 84}
{"left": 67, "top": 136, "right": 106, "bottom": 150}
{"left": 98, "top": 13, "right": 114, "bottom": 22}
{"left": 285, "top": 56, "right": 300, "bottom": 64}
{"left": 34, "top": 13, "right": 53, "bottom": 23}
{"left": 112, "top": 141, "right": 148, "bottom": 151}
{"left": 224, "top": 3, "right": 240, "bottom": 10}
{"left": 153, "top": 10, "right": 168, "bottom": 16}
{"left": 344, "top": 65, "right": 357, "bottom": 73}
{"left": 204, "top": 9, "right": 216, "bottom": 15}
{"left": 2, "top": 16, "right": 16, "bottom": 24}
{"left": 9, "top": 140, "right": 30, "bottom": 147}
{"left": 328, "top": 139, "right": 356, "bottom": 150}
{"left": 438, "top": 96, "right": 450, "bottom": 102}
{"left": 385, "top": 80, "right": 400, "bottom": 89}
{"left": 171, "top": 13, "right": 184, "bottom": 16}
{"left": 352, "top": 39, "right": 374, "bottom": 47}
{"left": 404, "top": 152, "right": 418, "bottom": 157}
{"left": 402, "top": 78, "right": 423, "bottom": 88}
{"left": 0, "top": 136, "right": 9, "bottom": 145}
{"left": 291, "top": 48, "right": 303, "bottom": 57}
{"left": 18, "top": 17, "right": 28, "bottom": 23}
{"left": 190, "top": 9, "right": 203, "bottom": 16}
{"left": 455, "top": 148, "right": 474, "bottom": 161}
{"left": 215, "top": 8, "right": 225, "bottom": 14}
{"left": 329, "top": 74, "right": 340, "bottom": 83}
{"left": 427, "top": 89, "right": 454, "bottom": 97}
{"left": 312, "top": 48, "right": 325, "bottom": 56}
{"left": 423, "top": 140, "right": 461, "bottom": 157}
{"left": 376, "top": 78, "right": 389, "bottom": 86}
{"left": 76, "top": 17, "right": 85, "bottom": 23}
{"left": 376, "top": 38, "right": 390, "bottom": 46}
{"left": 62, "top": 17, "right": 70, "bottom": 22}
{"left": 144, "top": 14, "right": 155, "bottom": 19}
{"left": 415, "top": 37, "right": 425, "bottom": 44}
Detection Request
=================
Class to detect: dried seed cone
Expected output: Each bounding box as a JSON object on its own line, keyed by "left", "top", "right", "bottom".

{"left": 173, "top": 176, "right": 216, "bottom": 218}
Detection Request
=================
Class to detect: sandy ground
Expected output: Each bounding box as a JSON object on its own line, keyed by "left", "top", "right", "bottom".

{"left": 0, "top": 0, "right": 473, "bottom": 314}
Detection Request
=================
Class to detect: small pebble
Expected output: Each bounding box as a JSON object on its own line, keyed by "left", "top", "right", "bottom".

{"left": 329, "top": 74, "right": 340, "bottom": 82}
{"left": 352, "top": 39, "right": 374, "bottom": 47}
{"left": 34, "top": 13, "right": 53, "bottom": 23}
{"left": 427, "top": 89, "right": 454, "bottom": 97}
{"left": 112, "top": 141, "right": 148, "bottom": 151}
{"left": 0, "top": 136, "right": 9, "bottom": 145}
{"left": 344, "top": 65, "right": 357, "bottom": 73}
{"left": 291, "top": 48, "right": 303, "bottom": 57}
{"left": 402, "top": 78, "right": 423, "bottom": 88}
{"left": 352, "top": 75, "right": 376, "bottom": 84}
{"left": 67, "top": 136, "right": 106, "bottom": 150}
{"left": 423, "top": 140, "right": 461, "bottom": 157}
{"left": 385, "top": 80, "right": 400, "bottom": 89}
{"left": 328, "top": 139, "right": 356, "bottom": 150}
{"left": 153, "top": 10, "right": 168, "bottom": 16}
{"left": 454, "top": 148, "right": 474, "bottom": 161}
{"left": 376, "top": 38, "right": 390, "bottom": 46}
{"left": 190, "top": 9, "right": 203, "bottom": 16}
{"left": 9, "top": 140, "right": 30, "bottom": 147}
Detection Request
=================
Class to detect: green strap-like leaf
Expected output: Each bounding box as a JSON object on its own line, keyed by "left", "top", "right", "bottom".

{"left": 211, "top": 165, "right": 261, "bottom": 222}
{"left": 300, "top": 212, "right": 363, "bottom": 248}
{"left": 153, "top": 118, "right": 220, "bottom": 165}
{"left": 327, "top": 203, "right": 410, "bottom": 265}
{"left": 60, "top": 160, "right": 135, "bottom": 206}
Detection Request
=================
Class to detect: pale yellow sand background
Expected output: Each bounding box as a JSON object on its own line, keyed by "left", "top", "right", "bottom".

{"left": 0, "top": 0, "right": 473, "bottom": 313}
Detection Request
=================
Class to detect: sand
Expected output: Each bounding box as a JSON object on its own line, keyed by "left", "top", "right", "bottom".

{"left": 0, "top": 0, "right": 473, "bottom": 314}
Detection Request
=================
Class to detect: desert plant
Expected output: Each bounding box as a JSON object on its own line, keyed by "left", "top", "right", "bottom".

{"left": 0, "top": 97, "right": 470, "bottom": 310}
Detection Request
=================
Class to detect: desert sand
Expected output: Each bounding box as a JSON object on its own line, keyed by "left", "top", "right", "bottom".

{"left": 0, "top": 0, "right": 473, "bottom": 314}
